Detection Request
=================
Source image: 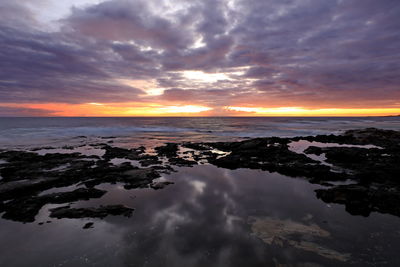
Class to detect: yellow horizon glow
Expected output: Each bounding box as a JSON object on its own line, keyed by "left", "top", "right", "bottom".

{"left": 1, "top": 102, "right": 400, "bottom": 116}
{"left": 158, "top": 105, "right": 212, "bottom": 113}
{"left": 1, "top": 103, "right": 213, "bottom": 116}
{"left": 225, "top": 106, "right": 400, "bottom": 116}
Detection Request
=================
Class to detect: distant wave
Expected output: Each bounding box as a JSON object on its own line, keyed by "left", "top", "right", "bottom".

{"left": 0, "top": 117, "right": 398, "bottom": 148}
{"left": 0, "top": 125, "right": 195, "bottom": 138}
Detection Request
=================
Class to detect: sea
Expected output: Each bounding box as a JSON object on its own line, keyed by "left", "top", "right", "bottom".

{"left": 0, "top": 117, "right": 399, "bottom": 267}
{"left": 1, "top": 116, "right": 399, "bottom": 148}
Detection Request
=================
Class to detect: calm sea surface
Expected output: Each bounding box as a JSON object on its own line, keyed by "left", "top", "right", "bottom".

{"left": 0, "top": 117, "right": 399, "bottom": 266}
{"left": 1, "top": 117, "right": 399, "bottom": 148}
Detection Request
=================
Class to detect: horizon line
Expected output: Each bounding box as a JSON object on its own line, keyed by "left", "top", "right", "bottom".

{"left": 0, "top": 115, "right": 398, "bottom": 118}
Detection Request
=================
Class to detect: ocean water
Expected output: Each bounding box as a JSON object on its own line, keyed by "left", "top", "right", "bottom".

{"left": 1, "top": 117, "right": 400, "bottom": 266}
{"left": 0, "top": 117, "right": 399, "bottom": 148}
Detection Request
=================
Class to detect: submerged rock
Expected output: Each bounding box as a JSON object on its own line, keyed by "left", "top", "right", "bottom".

{"left": 249, "top": 216, "right": 351, "bottom": 262}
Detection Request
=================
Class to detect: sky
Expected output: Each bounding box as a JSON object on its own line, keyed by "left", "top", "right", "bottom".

{"left": 0, "top": 0, "right": 399, "bottom": 116}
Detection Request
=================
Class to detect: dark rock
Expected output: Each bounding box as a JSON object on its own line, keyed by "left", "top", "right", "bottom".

{"left": 151, "top": 165, "right": 176, "bottom": 174}
{"left": 304, "top": 146, "right": 323, "bottom": 155}
{"left": 102, "top": 145, "right": 143, "bottom": 160}
{"left": 0, "top": 150, "right": 96, "bottom": 183}
{"left": 168, "top": 157, "right": 198, "bottom": 167}
{"left": 81, "top": 166, "right": 160, "bottom": 190}
{"left": 83, "top": 222, "right": 94, "bottom": 229}
{"left": 155, "top": 143, "right": 179, "bottom": 157}
{"left": 344, "top": 128, "right": 400, "bottom": 148}
{"left": 150, "top": 181, "right": 174, "bottom": 190}
{"left": 139, "top": 156, "right": 161, "bottom": 167}
{"left": 49, "top": 205, "right": 134, "bottom": 219}
{"left": 316, "top": 184, "right": 400, "bottom": 217}
{"left": 318, "top": 147, "right": 400, "bottom": 182}
{"left": 1, "top": 188, "right": 107, "bottom": 223}
{"left": 1, "top": 127, "right": 399, "bottom": 224}
{"left": 182, "top": 143, "right": 210, "bottom": 151}
{"left": 30, "top": 146, "right": 54, "bottom": 151}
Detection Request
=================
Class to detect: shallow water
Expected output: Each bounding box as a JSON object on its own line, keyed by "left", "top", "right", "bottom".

{"left": 1, "top": 165, "right": 399, "bottom": 266}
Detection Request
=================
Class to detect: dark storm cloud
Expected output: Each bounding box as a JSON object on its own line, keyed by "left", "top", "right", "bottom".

{"left": 223, "top": 0, "right": 400, "bottom": 107}
{"left": 0, "top": 23, "right": 145, "bottom": 103}
{"left": 1, "top": 0, "right": 400, "bottom": 111}
{"left": 67, "top": 0, "right": 195, "bottom": 51}
{"left": 0, "top": 106, "right": 53, "bottom": 116}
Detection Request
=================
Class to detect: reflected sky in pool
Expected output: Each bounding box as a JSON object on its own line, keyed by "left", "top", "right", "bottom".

{"left": 1, "top": 165, "right": 400, "bottom": 266}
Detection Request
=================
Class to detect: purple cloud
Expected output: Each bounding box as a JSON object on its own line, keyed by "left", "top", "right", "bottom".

{"left": 1, "top": 0, "right": 400, "bottom": 113}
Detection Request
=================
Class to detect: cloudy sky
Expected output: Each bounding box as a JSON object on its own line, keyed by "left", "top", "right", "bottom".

{"left": 0, "top": 0, "right": 399, "bottom": 116}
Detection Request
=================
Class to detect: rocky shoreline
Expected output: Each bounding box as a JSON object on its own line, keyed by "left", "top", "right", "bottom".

{"left": 0, "top": 127, "right": 399, "bottom": 224}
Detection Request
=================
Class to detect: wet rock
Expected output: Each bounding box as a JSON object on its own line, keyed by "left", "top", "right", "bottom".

{"left": 316, "top": 184, "right": 400, "bottom": 217}
{"left": 317, "top": 147, "right": 400, "bottom": 182}
{"left": 168, "top": 157, "right": 198, "bottom": 167}
{"left": 139, "top": 156, "right": 161, "bottom": 167}
{"left": 120, "top": 168, "right": 161, "bottom": 189}
{"left": 1, "top": 127, "right": 399, "bottom": 225}
{"left": 206, "top": 143, "right": 332, "bottom": 183}
{"left": 304, "top": 146, "right": 324, "bottom": 155}
{"left": 344, "top": 128, "right": 400, "bottom": 148}
{"left": 0, "top": 150, "right": 96, "bottom": 183}
{"left": 182, "top": 143, "right": 210, "bottom": 151}
{"left": 155, "top": 143, "right": 178, "bottom": 157}
{"left": 151, "top": 165, "right": 176, "bottom": 174}
{"left": 89, "top": 143, "right": 108, "bottom": 147}
{"left": 83, "top": 222, "right": 94, "bottom": 229}
{"left": 100, "top": 136, "right": 117, "bottom": 139}
{"left": 188, "top": 128, "right": 400, "bottom": 187}
{"left": 49, "top": 205, "right": 134, "bottom": 219}
{"left": 102, "top": 145, "right": 143, "bottom": 160}
{"left": 30, "top": 146, "right": 55, "bottom": 151}
{"left": 0, "top": 178, "right": 61, "bottom": 201}
{"left": 82, "top": 166, "right": 160, "bottom": 190}
{"left": 150, "top": 181, "right": 174, "bottom": 190}
{"left": 193, "top": 150, "right": 219, "bottom": 161}
{"left": 1, "top": 188, "right": 107, "bottom": 223}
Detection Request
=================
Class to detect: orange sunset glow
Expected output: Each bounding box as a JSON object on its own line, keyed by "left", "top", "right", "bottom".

{"left": 1, "top": 102, "right": 399, "bottom": 117}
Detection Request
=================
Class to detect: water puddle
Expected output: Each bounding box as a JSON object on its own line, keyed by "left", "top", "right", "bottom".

{"left": 0, "top": 165, "right": 399, "bottom": 266}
